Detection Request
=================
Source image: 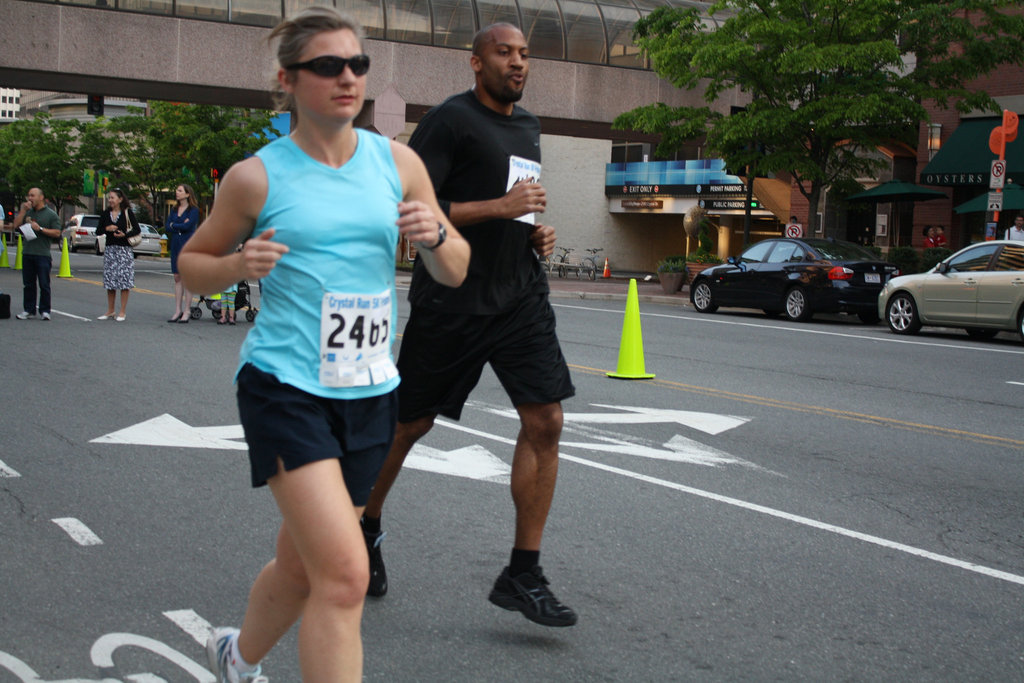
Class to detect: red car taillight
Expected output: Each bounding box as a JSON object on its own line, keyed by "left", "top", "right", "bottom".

{"left": 828, "top": 266, "right": 854, "bottom": 280}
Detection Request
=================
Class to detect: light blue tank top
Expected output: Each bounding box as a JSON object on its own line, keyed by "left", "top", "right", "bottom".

{"left": 238, "top": 130, "right": 402, "bottom": 399}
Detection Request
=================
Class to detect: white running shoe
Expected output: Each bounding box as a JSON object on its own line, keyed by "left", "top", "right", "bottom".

{"left": 41, "top": 312, "right": 51, "bottom": 321}
{"left": 15, "top": 312, "right": 35, "bottom": 320}
{"left": 206, "top": 627, "right": 268, "bottom": 683}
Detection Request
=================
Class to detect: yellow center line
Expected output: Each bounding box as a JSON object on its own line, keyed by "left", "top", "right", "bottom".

{"left": 569, "top": 363, "right": 1024, "bottom": 450}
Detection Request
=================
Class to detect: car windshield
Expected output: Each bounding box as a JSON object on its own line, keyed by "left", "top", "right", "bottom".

{"left": 804, "top": 240, "right": 876, "bottom": 261}
{"left": 81, "top": 216, "right": 100, "bottom": 228}
{"left": 140, "top": 224, "right": 159, "bottom": 235}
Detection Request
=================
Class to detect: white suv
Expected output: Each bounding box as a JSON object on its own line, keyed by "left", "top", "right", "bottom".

{"left": 65, "top": 213, "right": 102, "bottom": 253}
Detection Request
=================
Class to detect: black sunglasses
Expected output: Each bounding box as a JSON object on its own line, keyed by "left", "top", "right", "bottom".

{"left": 285, "top": 54, "right": 371, "bottom": 77}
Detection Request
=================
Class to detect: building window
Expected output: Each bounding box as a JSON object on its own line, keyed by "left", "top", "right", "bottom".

{"left": 611, "top": 142, "right": 650, "bottom": 163}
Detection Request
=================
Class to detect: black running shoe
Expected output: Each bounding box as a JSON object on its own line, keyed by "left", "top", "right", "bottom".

{"left": 488, "top": 566, "right": 577, "bottom": 627}
{"left": 361, "top": 520, "right": 388, "bottom": 597}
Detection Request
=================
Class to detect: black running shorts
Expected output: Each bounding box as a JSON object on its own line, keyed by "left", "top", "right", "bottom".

{"left": 396, "top": 292, "right": 575, "bottom": 422}
{"left": 236, "top": 363, "right": 398, "bottom": 504}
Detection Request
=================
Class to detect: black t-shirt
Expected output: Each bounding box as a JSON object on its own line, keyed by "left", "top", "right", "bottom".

{"left": 408, "top": 90, "right": 549, "bottom": 315}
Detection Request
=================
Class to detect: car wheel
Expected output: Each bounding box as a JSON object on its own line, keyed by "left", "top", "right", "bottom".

{"left": 858, "top": 311, "right": 880, "bottom": 325}
{"left": 691, "top": 279, "right": 718, "bottom": 313}
{"left": 964, "top": 327, "right": 998, "bottom": 340}
{"left": 784, "top": 287, "right": 812, "bottom": 322}
{"left": 1018, "top": 308, "right": 1024, "bottom": 344}
{"left": 886, "top": 292, "right": 921, "bottom": 334}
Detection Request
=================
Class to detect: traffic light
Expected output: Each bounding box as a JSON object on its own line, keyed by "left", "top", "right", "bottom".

{"left": 211, "top": 167, "right": 225, "bottom": 182}
{"left": 87, "top": 94, "right": 104, "bottom": 116}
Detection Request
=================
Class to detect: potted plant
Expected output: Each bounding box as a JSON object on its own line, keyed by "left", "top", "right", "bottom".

{"left": 656, "top": 255, "right": 687, "bottom": 294}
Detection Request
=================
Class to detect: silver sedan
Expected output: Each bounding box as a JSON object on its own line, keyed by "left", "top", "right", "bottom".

{"left": 878, "top": 240, "right": 1024, "bottom": 342}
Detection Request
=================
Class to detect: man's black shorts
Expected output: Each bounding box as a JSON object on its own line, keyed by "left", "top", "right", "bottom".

{"left": 396, "top": 292, "right": 575, "bottom": 422}
{"left": 236, "top": 363, "right": 398, "bottom": 504}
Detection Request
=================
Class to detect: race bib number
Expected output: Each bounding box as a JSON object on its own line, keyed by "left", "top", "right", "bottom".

{"left": 507, "top": 155, "right": 542, "bottom": 225}
{"left": 319, "top": 290, "right": 397, "bottom": 388}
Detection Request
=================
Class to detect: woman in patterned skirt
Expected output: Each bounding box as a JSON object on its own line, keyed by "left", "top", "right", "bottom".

{"left": 97, "top": 188, "right": 140, "bottom": 322}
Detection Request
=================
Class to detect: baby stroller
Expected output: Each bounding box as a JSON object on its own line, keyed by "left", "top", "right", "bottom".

{"left": 189, "top": 279, "right": 261, "bottom": 322}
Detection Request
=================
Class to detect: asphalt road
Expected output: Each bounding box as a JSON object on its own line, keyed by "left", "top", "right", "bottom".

{"left": 2, "top": 251, "right": 1023, "bottom": 681}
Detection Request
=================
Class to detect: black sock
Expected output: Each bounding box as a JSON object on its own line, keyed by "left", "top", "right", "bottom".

{"left": 509, "top": 548, "right": 540, "bottom": 577}
{"left": 361, "top": 514, "right": 381, "bottom": 535}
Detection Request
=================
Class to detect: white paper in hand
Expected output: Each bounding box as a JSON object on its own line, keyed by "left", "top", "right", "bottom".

{"left": 18, "top": 223, "right": 37, "bottom": 241}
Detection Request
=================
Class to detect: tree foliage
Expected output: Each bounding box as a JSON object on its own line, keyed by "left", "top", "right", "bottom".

{"left": 106, "top": 102, "right": 274, "bottom": 214}
{"left": 614, "top": 0, "right": 1024, "bottom": 234}
{"left": 0, "top": 114, "right": 84, "bottom": 213}
{"left": 0, "top": 102, "right": 275, "bottom": 219}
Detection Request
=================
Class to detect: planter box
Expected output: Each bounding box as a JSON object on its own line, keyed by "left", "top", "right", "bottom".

{"left": 658, "top": 271, "right": 685, "bottom": 294}
{"left": 685, "top": 262, "right": 713, "bottom": 284}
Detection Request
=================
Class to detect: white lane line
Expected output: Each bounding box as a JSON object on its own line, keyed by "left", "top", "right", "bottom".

{"left": 1007, "top": 381, "right": 1024, "bottom": 386}
{"left": 437, "top": 418, "right": 1024, "bottom": 588}
{"left": 51, "top": 517, "right": 103, "bottom": 546}
{"left": 51, "top": 309, "right": 92, "bottom": 322}
{"left": 0, "top": 459, "right": 21, "bottom": 477}
{"left": 553, "top": 303, "right": 1024, "bottom": 355}
{"left": 164, "top": 609, "right": 214, "bottom": 646}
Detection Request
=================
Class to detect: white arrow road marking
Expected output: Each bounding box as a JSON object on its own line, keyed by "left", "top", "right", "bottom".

{"left": 90, "top": 416, "right": 511, "bottom": 482}
{"left": 466, "top": 400, "right": 763, "bottom": 469}
{"left": 0, "top": 459, "right": 20, "bottom": 477}
{"left": 164, "top": 609, "right": 214, "bottom": 646}
{"left": 52, "top": 517, "right": 103, "bottom": 546}
{"left": 473, "top": 401, "right": 749, "bottom": 435}
{"left": 406, "top": 444, "right": 510, "bottom": 483}
{"left": 560, "top": 433, "right": 741, "bottom": 466}
{"left": 91, "top": 414, "right": 247, "bottom": 450}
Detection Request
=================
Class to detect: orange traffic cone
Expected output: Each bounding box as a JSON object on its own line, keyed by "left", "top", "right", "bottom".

{"left": 602, "top": 257, "right": 611, "bottom": 279}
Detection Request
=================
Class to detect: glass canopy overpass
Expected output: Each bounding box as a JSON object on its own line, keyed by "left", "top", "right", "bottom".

{"left": 27, "top": 0, "right": 714, "bottom": 68}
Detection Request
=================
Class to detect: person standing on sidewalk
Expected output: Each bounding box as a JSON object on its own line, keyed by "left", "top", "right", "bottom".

{"left": 180, "top": 8, "right": 468, "bottom": 681}
{"left": 1006, "top": 215, "right": 1024, "bottom": 241}
{"left": 11, "top": 188, "right": 61, "bottom": 320}
{"left": 359, "top": 22, "right": 578, "bottom": 627}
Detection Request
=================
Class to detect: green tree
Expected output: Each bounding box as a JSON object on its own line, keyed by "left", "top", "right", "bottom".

{"left": 614, "top": 0, "right": 1024, "bottom": 237}
{"left": 104, "top": 102, "right": 274, "bottom": 216}
{"left": 0, "top": 113, "right": 86, "bottom": 213}
{"left": 146, "top": 102, "right": 275, "bottom": 197}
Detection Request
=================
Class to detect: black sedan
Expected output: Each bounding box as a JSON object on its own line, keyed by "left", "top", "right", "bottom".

{"left": 689, "top": 238, "right": 898, "bottom": 323}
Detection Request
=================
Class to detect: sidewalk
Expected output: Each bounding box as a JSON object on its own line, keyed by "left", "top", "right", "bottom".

{"left": 395, "top": 269, "right": 691, "bottom": 307}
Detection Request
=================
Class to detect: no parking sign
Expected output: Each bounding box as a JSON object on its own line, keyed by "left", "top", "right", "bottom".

{"left": 785, "top": 222, "right": 804, "bottom": 238}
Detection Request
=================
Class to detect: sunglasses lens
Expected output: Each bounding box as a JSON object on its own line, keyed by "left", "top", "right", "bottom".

{"left": 305, "top": 56, "right": 370, "bottom": 77}
{"left": 310, "top": 57, "right": 344, "bottom": 77}
{"left": 349, "top": 55, "right": 370, "bottom": 76}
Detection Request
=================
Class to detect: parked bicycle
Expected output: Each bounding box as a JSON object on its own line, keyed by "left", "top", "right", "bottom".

{"left": 581, "top": 247, "right": 604, "bottom": 280}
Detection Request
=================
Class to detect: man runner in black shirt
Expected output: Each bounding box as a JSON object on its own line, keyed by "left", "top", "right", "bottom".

{"left": 360, "top": 22, "right": 577, "bottom": 627}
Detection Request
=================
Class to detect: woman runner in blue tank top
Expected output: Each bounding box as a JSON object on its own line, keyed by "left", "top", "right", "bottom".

{"left": 179, "top": 8, "right": 468, "bottom": 682}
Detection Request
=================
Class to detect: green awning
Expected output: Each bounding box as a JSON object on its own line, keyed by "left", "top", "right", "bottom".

{"left": 920, "top": 117, "right": 1024, "bottom": 186}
